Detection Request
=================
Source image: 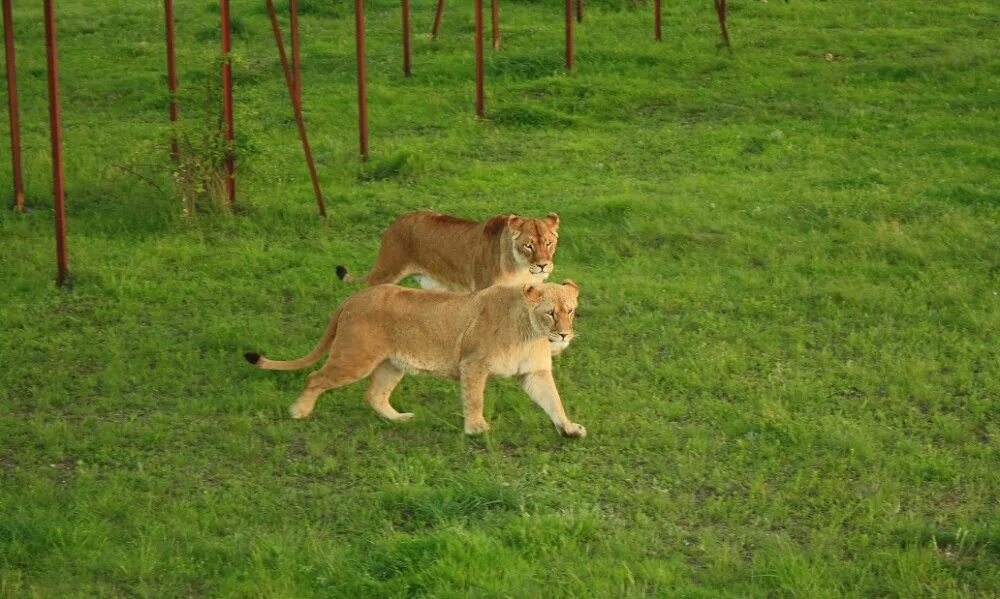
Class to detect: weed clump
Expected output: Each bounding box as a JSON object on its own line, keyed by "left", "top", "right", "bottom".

{"left": 172, "top": 59, "right": 236, "bottom": 216}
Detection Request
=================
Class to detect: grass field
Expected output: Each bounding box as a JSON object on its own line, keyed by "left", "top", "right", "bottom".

{"left": 2, "top": 0, "right": 999, "bottom": 596}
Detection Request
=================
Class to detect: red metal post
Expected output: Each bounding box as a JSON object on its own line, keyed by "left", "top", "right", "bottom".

{"left": 355, "top": 0, "right": 369, "bottom": 158}
{"left": 221, "top": 0, "right": 234, "bottom": 205}
{"left": 402, "top": 0, "right": 411, "bottom": 76}
{"left": 3, "top": 0, "right": 24, "bottom": 211}
{"left": 290, "top": 0, "right": 301, "bottom": 105}
{"left": 431, "top": 0, "right": 444, "bottom": 40}
{"left": 474, "top": 0, "right": 484, "bottom": 117}
{"left": 265, "top": 0, "right": 326, "bottom": 217}
{"left": 43, "top": 0, "right": 68, "bottom": 285}
{"left": 654, "top": 0, "right": 661, "bottom": 41}
{"left": 565, "top": 0, "right": 574, "bottom": 71}
{"left": 714, "top": 0, "right": 730, "bottom": 48}
{"left": 164, "top": 0, "right": 179, "bottom": 161}
{"left": 490, "top": 0, "right": 499, "bottom": 50}
{"left": 266, "top": 0, "right": 293, "bottom": 90}
{"left": 576, "top": 0, "right": 583, "bottom": 24}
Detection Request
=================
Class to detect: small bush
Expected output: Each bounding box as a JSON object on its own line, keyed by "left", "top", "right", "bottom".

{"left": 171, "top": 59, "right": 234, "bottom": 216}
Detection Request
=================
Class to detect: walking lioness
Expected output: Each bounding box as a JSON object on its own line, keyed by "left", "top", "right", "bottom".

{"left": 244, "top": 280, "right": 586, "bottom": 437}
{"left": 336, "top": 211, "right": 560, "bottom": 292}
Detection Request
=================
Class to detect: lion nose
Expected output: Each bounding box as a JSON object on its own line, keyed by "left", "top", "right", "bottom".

{"left": 537, "top": 262, "right": 550, "bottom": 272}
{"left": 559, "top": 332, "right": 568, "bottom": 340}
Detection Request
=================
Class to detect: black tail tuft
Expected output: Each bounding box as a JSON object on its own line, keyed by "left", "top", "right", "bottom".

{"left": 336, "top": 265, "right": 348, "bottom": 281}
{"left": 244, "top": 352, "right": 262, "bottom": 365}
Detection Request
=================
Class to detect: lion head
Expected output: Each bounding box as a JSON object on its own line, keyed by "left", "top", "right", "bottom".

{"left": 523, "top": 279, "right": 578, "bottom": 344}
{"left": 507, "top": 213, "right": 560, "bottom": 278}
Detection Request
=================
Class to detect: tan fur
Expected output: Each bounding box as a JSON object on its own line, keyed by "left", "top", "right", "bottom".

{"left": 247, "top": 280, "right": 585, "bottom": 437}
{"left": 338, "top": 211, "right": 561, "bottom": 292}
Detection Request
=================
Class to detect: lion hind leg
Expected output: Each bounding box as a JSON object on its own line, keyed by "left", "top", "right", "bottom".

{"left": 337, "top": 259, "right": 416, "bottom": 286}
{"left": 354, "top": 236, "right": 418, "bottom": 286}
{"left": 288, "top": 344, "right": 383, "bottom": 419}
{"left": 365, "top": 261, "right": 416, "bottom": 286}
{"left": 366, "top": 361, "right": 412, "bottom": 422}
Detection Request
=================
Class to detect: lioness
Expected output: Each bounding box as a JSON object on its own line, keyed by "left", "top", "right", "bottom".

{"left": 336, "top": 211, "right": 560, "bottom": 292}
{"left": 244, "top": 280, "right": 586, "bottom": 437}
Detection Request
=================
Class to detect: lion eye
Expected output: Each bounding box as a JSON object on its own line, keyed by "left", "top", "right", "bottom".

{"left": 547, "top": 310, "right": 555, "bottom": 318}
{"left": 546, "top": 241, "right": 552, "bottom": 247}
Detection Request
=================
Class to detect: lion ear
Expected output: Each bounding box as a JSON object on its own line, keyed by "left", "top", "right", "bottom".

{"left": 561, "top": 279, "right": 579, "bottom": 293}
{"left": 522, "top": 283, "right": 543, "bottom": 303}
{"left": 547, "top": 212, "right": 560, "bottom": 231}
{"left": 507, "top": 215, "right": 523, "bottom": 239}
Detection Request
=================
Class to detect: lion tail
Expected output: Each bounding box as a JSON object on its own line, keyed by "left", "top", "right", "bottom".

{"left": 244, "top": 307, "right": 343, "bottom": 371}
{"left": 336, "top": 265, "right": 366, "bottom": 285}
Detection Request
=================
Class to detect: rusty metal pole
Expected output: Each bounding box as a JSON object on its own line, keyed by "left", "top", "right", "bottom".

{"left": 164, "top": 0, "right": 179, "bottom": 161}
{"left": 474, "top": 0, "right": 483, "bottom": 117}
{"left": 565, "top": 0, "right": 573, "bottom": 71}
{"left": 265, "top": 0, "right": 293, "bottom": 90}
{"left": 490, "top": 0, "right": 499, "bottom": 50}
{"left": 265, "top": 0, "right": 326, "bottom": 217}
{"left": 431, "top": 0, "right": 444, "bottom": 40}
{"left": 654, "top": 0, "right": 661, "bottom": 41}
{"left": 43, "top": 0, "right": 67, "bottom": 285}
{"left": 290, "top": 0, "right": 301, "bottom": 105}
{"left": 402, "top": 0, "right": 411, "bottom": 76}
{"left": 221, "top": 0, "right": 235, "bottom": 206}
{"left": 355, "top": 0, "right": 369, "bottom": 158}
{"left": 576, "top": 0, "right": 583, "bottom": 24}
{"left": 3, "top": 0, "right": 24, "bottom": 211}
{"left": 714, "top": 0, "right": 730, "bottom": 48}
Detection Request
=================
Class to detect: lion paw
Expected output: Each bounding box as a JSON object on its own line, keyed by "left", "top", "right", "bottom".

{"left": 393, "top": 412, "right": 415, "bottom": 422}
{"left": 464, "top": 419, "right": 492, "bottom": 435}
{"left": 288, "top": 404, "right": 312, "bottom": 419}
{"left": 562, "top": 422, "right": 587, "bottom": 438}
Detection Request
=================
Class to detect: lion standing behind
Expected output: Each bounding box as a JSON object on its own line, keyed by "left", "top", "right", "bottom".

{"left": 337, "top": 211, "right": 560, "bottom": 292}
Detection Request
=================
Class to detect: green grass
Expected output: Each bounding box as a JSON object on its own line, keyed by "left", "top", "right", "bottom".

{"left": 2, "top": 0, "right": 999, "bottom": 596}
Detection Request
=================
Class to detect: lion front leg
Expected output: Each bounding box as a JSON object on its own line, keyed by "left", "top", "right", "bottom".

{"left": 520, "top": 370, "right": 586, "bottom": 438}
{"left": 460, "top": 363, "right": 491, "bottom": 435}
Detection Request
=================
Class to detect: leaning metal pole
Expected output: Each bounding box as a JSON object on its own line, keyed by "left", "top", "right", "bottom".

{"left": 654, "top": 0, "right": 661, "bottom": 41}
{"left": 265, "top": 0, "right": 326, "bottom": 217}
{"left": 565, "top": 0, "right": 574, "bottom": 70}
{"left": 714, "top": 0, "right": 730, "bottom": 48}
{"left": 2, "top": 0, "right": 24, "bottom": 210}
{"left": 43, "top": 0, "right": 68, "bottom": 285}
{"left": 164, "top": 0, "right": 179, "bottom": 161}
{"left": 355, "top": 0, "right": 369, "bottom": 158}
{"left": 290, "top": 0, "right": 302, "bottom": 104}
{"left": 266, "top": 0, "right": 293, "bottom": 89}
{"left": 431, "top": 0, "right": 444, "bottom": 40}
{"left": 474, "top": 0, "right": 484, "bottom": 117}
{"left": 402, "top": 0, "right": 412, "bottom": 75}
{"left": 491, "top": 0, "right": 499, "bottom": 50}
{"left": 221, "top": 0, "right": 235, "bottom": 205}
